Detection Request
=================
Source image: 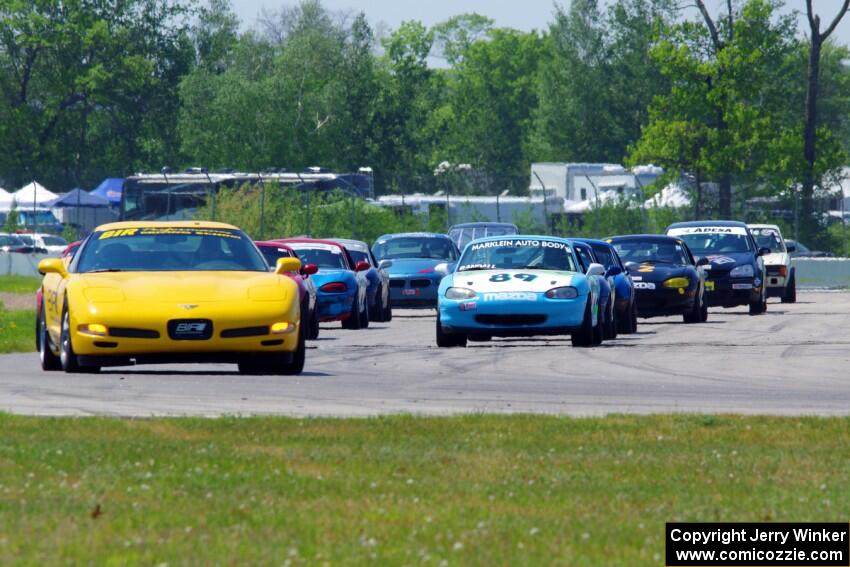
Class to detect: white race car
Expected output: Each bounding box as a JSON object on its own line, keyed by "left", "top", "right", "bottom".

{"left": 748, "top": 224, "right": 795, "bottom": 303}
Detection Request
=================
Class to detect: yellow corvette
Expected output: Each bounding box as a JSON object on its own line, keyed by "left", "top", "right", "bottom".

{"left": 36, "top": 221, "right": 305, "bottom": 374}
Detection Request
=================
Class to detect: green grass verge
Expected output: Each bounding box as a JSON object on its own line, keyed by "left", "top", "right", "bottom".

{"left": 0, "top": 308, "right": 34, "bottom": 353}
{"left": 0, "top": 275, "right": 41, "bottom": 294}
{"left": 0, "top": 414, "right": 848, "bottom": 565}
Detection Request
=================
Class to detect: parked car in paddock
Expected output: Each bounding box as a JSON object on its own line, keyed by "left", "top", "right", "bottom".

{"left": 36, "top": 221, "right": 306, "bottom": 375}
{"left": 0, "top": 233, "right": 38, "bottom": 253}
{"left": 447, "top": 222, "right": 519, "bottom": 250}
{"left": 785, "top": 239, "right": 833, "bottom": 258}
{"left": 608, "top": 235, "right": 708, "bottom": 323}
{"left": 748, "top": 224, "right": 796, "bottom": 303}
{"left": 568, "top": 239, "right": 617, "bottom": 340}
{"left": 666, "top": 220, "right": 768, "bottom": 314}
{"left": 17, "top": 233, "right": 68, "bottom": 255}
{"left": 573, "top": 238, "right": 637, "bottom": 334}
{"left": 436, "top": 236, "right": 605, "bottom": 347}
{"left": 372, "top": 233, "right": 460, "bottom": 308}
{"left": 255, "top": 241, "right": 321, "bottom": 339}
{"left": 331, "top": 238, "right": 392, "bottom": 322}
{"left": 278, "top": 238, "right": 371, "bottom": 329}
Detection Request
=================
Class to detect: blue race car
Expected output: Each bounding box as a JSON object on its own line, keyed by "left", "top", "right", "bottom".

{"left": 569, "top": 239, "right": 618, "bottom": 340}
{"left": 372, "top": 233, "right": 460, "bottom": 308}
{"left": 281, "top": 239, "right": 371, "bottom": 329}
{"left": 332, "top": 238, "right": 392, "bottom": 323}
{"left": 665, "top": 221, "right": 768, "bottom": 314}
{"left": 436, "top": 235, "right": 605, "bottom": 347}
{"left": 574, "top": 238, "right": 637, "bottom": 334}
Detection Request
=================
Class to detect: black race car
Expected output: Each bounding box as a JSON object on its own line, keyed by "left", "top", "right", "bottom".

{"left": 665, "top": 220, "right": 768, "bottom": 315}
{"left": 608, "top": 234, "right": 708, "bottom": 323}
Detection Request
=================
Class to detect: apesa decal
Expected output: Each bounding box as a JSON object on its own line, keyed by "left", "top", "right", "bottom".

{"left": 482, "top": 292, "right": 537, "bottom": 301}
{"left": 668, "top": 226, "right": 748, "bottom": 236}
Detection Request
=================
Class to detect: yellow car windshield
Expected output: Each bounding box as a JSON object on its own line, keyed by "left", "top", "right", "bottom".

{"left": 75, "top": 227, "right": 267, "bottom": 273}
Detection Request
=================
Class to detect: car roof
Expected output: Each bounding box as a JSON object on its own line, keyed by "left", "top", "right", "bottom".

{"left": 571, "top": 237, "right": 614, "bottom": 247}
{"left": 449, "top": 222, "right": 518, "bottom": 229}
{"left": 277, "top": 238, "right": 346, "bottom": 250}
{"left": 375, "top": 232, "right": 452, "bottom": 240}
{"left": 607, "top": 234, "right": 685, "bottom": 243}
{"left": 747, "top": 223, "right": 781, "bottom": 231}
{"left": 666, "top": 220, "right": 748, "bottom": 229}
{"left": 94, "top": 220, "right": 240, "bottom": 231}
{"left": 330, "top": 238, "right": 369, "bottom": 251}
{"left": 254, "top": 240, "right": 294, "bottom": 250}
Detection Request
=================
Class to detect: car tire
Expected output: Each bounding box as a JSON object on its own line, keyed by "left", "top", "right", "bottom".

{"left": 383, "top": 294, "right": 393, "bottom": 323}
{"left": 781, "top": 270, "right": 797, "bottom": 304}
{"left": 360, "top": 296, "right": 370, "bottom": 329}
{"left": 749, "top": 283, "right": 767, "bottom": 315}
{"left": 603, "top": 298, "right": 617, "bottom": 340}
{"left": 592, "top": 304, "right": 604, "bottom": 346}
{"left": 436, "top": 315, "right": 466, "bottom": 348}
{"left": 683, "top": 293, "right": 703, "bottom": 324}
{"left": 571, "top": 297, "right": 595, "bottom": 347}
{"left": 279, "top": 323, "right": 306, "bottom": 375}
{"left": 60, "top": 306, "right": 98, "bottom": 373}
{"left": 37, "top": 302, "right": 61, "bottom": 371}
{"left": 342, "top": 297, "right": 363, "bottom": 330}
{"left": 307, "top": 305, "right": 320, "bottom": 340}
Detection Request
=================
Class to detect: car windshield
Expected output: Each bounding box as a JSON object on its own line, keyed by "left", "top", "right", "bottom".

{"left": 373, "top": 237, "right": 458, "bottom": 261}
{"left": 257, "top": 245, "right": 293, "bottom": 268}
{"left": 347, "top": 249, "right": 371, "bottom": 266}
{"left": 590, "top": 245, "right": 618, "bottom": 269}
{"left": 42, "top": 235, "right": 68, "bottom": 246}
{"left": 1, "top": 234, "right": 24, "bottom": 246}
{"left": 456, "top": 238, "right": 578, "bottom": 272}
{"left": 287, "top": 243, "right": 347, "bottom": 269}
{"left": 17, "top": 234, "right": 34, "bottom": 245}
{"left": 449, "top": 225, "right": 518, "bottom": 249}
{"left": 750, "top": 228, "right": 785, "bottom": 253}
{"left": 75, "top": 227, "right": 267, "bottom": 273}
{"left": 667, "top": 227, "right": 752, "bottom": 254}
{"left": 612, "top": 240, "right": 690, "bottom": 265}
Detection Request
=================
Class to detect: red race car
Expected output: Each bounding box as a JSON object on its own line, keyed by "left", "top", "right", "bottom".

{"left": 254, "top": 241, "right": 320, "bottom": 340}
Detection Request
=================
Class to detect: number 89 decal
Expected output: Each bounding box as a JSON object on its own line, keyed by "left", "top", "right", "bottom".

{"left": 489, "top": 273, "right": 538, "bottom": 283}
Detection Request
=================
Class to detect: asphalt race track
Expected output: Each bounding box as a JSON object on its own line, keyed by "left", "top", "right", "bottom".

{"left": 1, "top": 291, "right": 849, "bottom": 417}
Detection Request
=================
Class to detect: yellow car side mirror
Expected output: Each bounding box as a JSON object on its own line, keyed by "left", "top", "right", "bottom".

{"left": 38, "top": 257, "right": 68, "bottom": 278}
{"left": 275, "top": 257, "right": 302, "bottom": 275}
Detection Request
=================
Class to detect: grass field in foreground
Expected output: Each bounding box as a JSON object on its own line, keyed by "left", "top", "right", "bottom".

{"left": 0, "top": 308, "right": 34, "bottom": 353}
{"left": 0, "top": 275, "right": 40, "bottom": 294}
{"left": 0, "top": 414, "right": 848, "bottom": 566}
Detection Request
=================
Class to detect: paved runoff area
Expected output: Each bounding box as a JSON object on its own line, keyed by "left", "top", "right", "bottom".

{"left": 1, "top": 291, "right": 849, "bottom": 417}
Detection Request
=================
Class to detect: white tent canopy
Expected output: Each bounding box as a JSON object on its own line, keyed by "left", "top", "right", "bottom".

{"left": 13, "top": 181, "right": 58, "bottom": 207}
{"left": 0, "top": 187, "right": 12, "bottom": 208}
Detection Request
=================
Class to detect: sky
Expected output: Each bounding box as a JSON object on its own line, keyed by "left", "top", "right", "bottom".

{"left": 230, "top": 0, "right": 850, "bottom": 43}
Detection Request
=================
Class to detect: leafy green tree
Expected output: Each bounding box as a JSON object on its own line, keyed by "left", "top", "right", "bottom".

{"left": 0, "top": 0, "right": 194, "bottom": 189}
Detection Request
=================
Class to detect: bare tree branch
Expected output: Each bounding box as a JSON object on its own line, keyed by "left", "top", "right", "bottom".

{"left": 694, "top": 0, "right": 722, "bottom": 52}
{"left": 820, "top": 0, "right": 850, "bottom": 40}
{"left": 726, "top": 0, "right": 734, "bottom": 42}
{"left": 805, "top": 0, "right": 817, "bottom": 30}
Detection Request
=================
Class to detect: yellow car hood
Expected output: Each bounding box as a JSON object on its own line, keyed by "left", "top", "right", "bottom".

{"left": 76, "top": 271, "right": 289, "bottom": 303}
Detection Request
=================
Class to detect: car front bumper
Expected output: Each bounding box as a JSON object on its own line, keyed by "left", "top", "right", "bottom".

{"left": 439, "top": 293, "right": 588, "bottom": 336}
{"left": 389, "top": 275, "right": 440, "bottom": 307}
{"left": 704, "top": 275, "right": 761, "bottom": 307}
{"left": 634, "top": 287, "right": 697, "bottom": 317}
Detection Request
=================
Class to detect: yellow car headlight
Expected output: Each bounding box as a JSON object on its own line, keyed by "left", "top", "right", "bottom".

{"left": 663, "top": 277, "right": 690, "bottom": 289}
{"left": 270, "top": 322, "right": 297, "bottom": 335}
{"left": 78, "top": 323, "right": 108, "bottom": 336}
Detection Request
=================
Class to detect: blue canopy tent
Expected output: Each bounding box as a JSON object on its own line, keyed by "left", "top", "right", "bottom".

{"left": 47, "top": 188, "right": 116, "bottom": 236}
{"left": 89, "top": 178, "right": 124, "bottom": 205}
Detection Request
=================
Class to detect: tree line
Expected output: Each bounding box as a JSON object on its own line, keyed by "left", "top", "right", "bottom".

{"left": 1, "top": 0, "right": 849, "bottom": 243}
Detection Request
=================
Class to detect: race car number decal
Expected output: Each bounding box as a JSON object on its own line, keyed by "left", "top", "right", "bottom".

{"left": 482, "top": 292, "right": 537, "bottom": 301}
{"left": 489, "top": 273, "right": 538, "bottom": 283}
{"left": 633, "top": 282, "right": 656, "bottom": 290}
